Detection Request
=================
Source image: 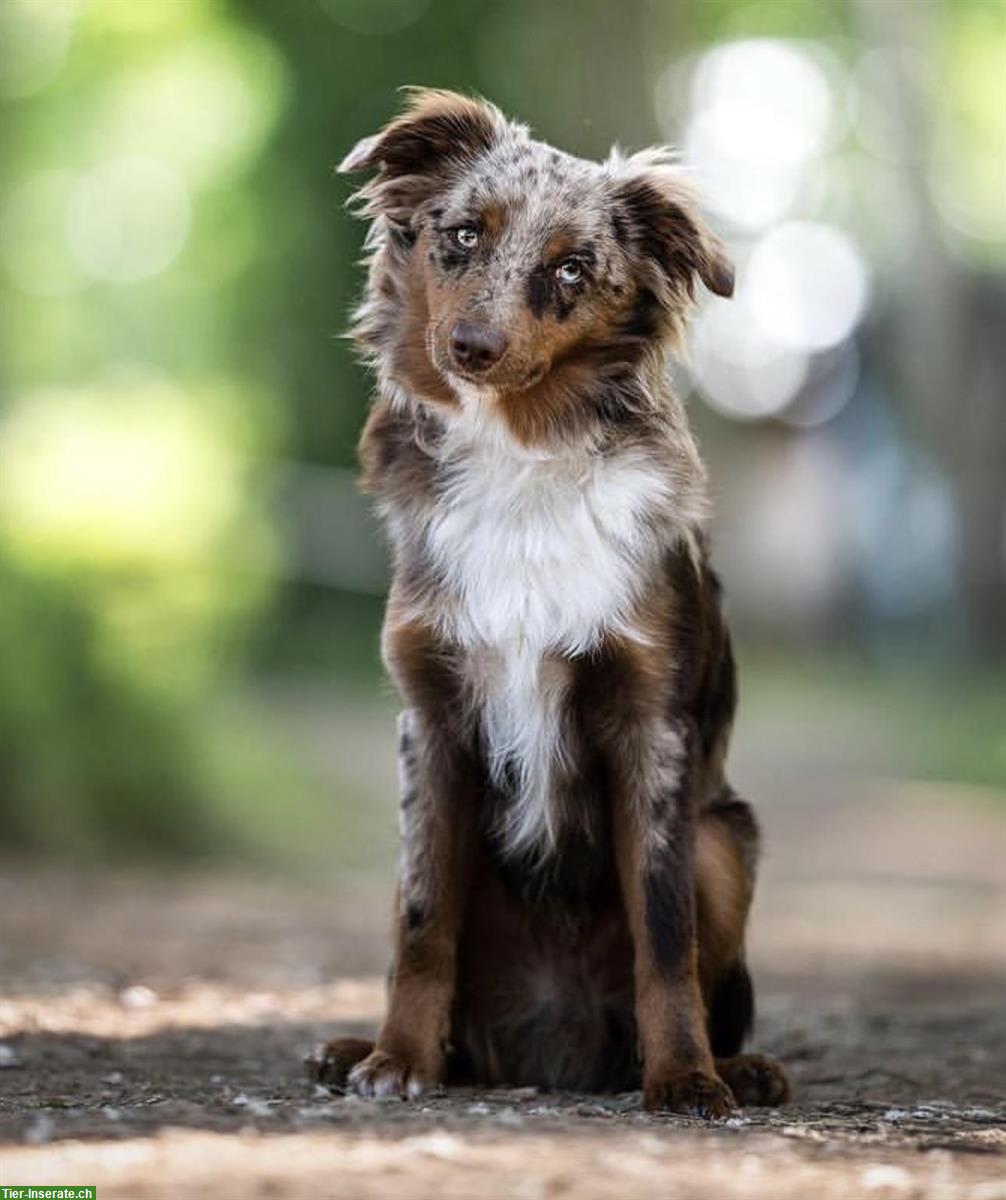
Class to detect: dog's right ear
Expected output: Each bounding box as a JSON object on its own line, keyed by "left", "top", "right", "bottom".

{"left": 339, "top": 89, "right": 505, "bottom": 223}
{"left": 608, "top": 147, "right": 734, "bottom": 303}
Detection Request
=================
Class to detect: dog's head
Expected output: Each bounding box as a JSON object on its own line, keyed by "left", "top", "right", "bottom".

{"left": 341, "top": 89, "right": 732, "bottom": 444}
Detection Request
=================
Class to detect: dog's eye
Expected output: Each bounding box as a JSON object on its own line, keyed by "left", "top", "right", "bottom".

{"left": 555, "top": 258, "right": 583, "bottom": 285}
{"left": 454, "top": 225, "right": 479, "bottom": 249}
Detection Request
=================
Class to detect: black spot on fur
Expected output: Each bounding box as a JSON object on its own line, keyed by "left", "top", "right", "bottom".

{"left": 526, "top": 266, "right": 550, "bottom": 318}
{"left": 665, "top": 546, "right": 729, "bottom": 715}
{"left": 708, "top": 959, "right": 754, "bottom": 1056}
{"left": 696, "top": 633, "right": 736, "bottom": 760}
{"left": 619, "top": 288, "right": 661, "bottom": 342}
{"left": 437, "top": 246, "right": 469, "bottom": 272}
{"left": 404, "top": 902, "right": 426, "bottom": 931}
{"left": 568, "top": 243, "right": 596, "bottom": 273}
{"left": 610, "top": 207, "right": 631, "bottom": 246}
{"left": 663, "top": 557, "right": 738, "bottom": 761}
{"left": 590, "top": 379, "right": 647, "bottom": 430}
{"left": 525, "top": 261, "right": 582, "bottom": 322}
{"left": 389, "top": 222, "right": 417, "bottom": 250}
{"left": 644, "top": 854, "right": 694, "bottom": 976}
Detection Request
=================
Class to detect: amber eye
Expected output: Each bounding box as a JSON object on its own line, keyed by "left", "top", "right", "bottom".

{"left": 454, "top": 225, "right": 479, "bottom": 249}
{"left": 555, "top": 258, "right": 583, "bottom": 284}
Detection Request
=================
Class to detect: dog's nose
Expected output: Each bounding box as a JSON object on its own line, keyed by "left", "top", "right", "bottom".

{"left": 449, "top": 322, "right": 508, "bottom": 372}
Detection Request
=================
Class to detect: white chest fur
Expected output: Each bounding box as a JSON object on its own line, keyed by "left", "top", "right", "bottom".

{"left": 421, "top": 414, "right": 672, "bottom": 858}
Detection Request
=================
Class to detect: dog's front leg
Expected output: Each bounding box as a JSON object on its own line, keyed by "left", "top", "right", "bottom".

{"left": 349, "top": 626, "right": 475, "bottom": 1099}
{"left": 612, "top": 718, "right": 736, "bottom": 1117}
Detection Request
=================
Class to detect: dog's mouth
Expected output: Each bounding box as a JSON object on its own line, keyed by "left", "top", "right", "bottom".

{"left": 431, "top": 343, "right": 548, "bottom": 394}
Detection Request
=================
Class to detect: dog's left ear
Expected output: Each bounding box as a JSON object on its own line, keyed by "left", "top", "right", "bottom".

{"left": 609, "top": 148, "right": 734, "bottom": 301}
{"left": 339, "top": 88, "right": 505, "bottom": 224}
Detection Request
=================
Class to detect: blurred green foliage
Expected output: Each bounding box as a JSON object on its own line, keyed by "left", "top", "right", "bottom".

{"left": 0, "top": 0, "right": 285, "bottom": 851}
{"left": 0, "top": 0, "right": 1001, "bottom": 858}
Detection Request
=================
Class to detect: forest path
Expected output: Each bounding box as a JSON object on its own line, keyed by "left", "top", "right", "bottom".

{"left": 1, "top": 779, "right": 1004, "bottom": 1199}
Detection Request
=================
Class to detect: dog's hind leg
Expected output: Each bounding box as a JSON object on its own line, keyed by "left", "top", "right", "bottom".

{"left": 697, "top": 790, "right": 790, "bottom": 1105}
{"left": 696, "top": 795, "right": 757, "bottom": 1056}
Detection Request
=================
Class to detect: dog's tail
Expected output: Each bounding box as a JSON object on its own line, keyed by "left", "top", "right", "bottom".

{"left": 708, "top": 958, "right": 754, "bottom": 1057}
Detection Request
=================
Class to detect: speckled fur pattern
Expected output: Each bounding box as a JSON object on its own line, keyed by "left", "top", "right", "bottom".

{"left": 318, "top": 89, "right": 789, "bottom": 1117}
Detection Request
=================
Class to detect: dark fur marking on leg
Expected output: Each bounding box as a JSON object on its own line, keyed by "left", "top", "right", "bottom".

{"left": 404, "top": 901, "right": 426, "bottom": 931}
{"left": 643, "top": 862, "right": 694, "bottom": 976}
{"left": 708, "top": 959, "right": 754, "bottom": 1057}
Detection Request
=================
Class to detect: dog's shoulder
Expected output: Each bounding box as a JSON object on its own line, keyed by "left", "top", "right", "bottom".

{"left": 358, "top": 395, "right": 443, "bottom": 502}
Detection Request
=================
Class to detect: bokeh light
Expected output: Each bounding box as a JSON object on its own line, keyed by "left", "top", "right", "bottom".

{"left": 746, "top": 221, "right": 870, "bottom": 352}
{"left": 667, "top": 38, "right": 874, "bottom": 427}
{"left": 690, "top": 294, "right": 809, "bottom": 421}
{"left": 92, "top": 31, "right": 289, "bottom": 190}
{"left": 0, "top": 381, "right": 242, "bottom": 569}
{"left": 928, "top": 7, "right": 1006, "bottom": 251}
{"left": 851, "top": 445, "right": 956, "bottom": 618}
{"left": 0, "top": 0, "right": 79, "bottom": 99}
{"left": 673, "top": 39, "right": 838, "bottom": 231}
{"left": 320, "top": 0, "right": 431, "bottom": 37}
{"left": 65, "top": 158, "right": 191, "bottom": 283}
{"left": 779, "top": 342, "right": 861, "bottom": 430}
{"left": 0, "top": 170, "right": 86, "bottom": 298}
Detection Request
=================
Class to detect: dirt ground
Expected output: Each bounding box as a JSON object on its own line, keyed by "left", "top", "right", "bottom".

{"left": 1, "top": 776, "right": 1004, "bottom": 1199}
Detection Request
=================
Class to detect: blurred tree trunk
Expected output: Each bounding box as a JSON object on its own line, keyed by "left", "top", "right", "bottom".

{"left": 854, "top": 0, "right": 1006, "bottom": 658}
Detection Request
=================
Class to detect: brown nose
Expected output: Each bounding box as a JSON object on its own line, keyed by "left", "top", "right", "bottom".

{"left": 449, "top": 322, "right": 508, "bottom": 372}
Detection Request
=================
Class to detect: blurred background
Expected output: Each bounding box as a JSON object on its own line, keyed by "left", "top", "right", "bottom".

{"left": 0, "top": 0, "right": 1002, "bottom": 881}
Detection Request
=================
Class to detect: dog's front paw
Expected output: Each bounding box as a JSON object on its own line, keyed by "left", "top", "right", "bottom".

{"left": 644, "top": 1068, "right": 737, "bottom": 1118}
{"left": 347, "top": 1048, "right": 440, "bottom": 1100}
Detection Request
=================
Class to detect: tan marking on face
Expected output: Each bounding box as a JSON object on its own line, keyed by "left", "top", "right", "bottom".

{"left": 387, "top": 245, "right": 458, "bottom": 409}
{"left": 477, "top": 199, "right": 509, "bottom": 238}
{"left": 541, "top": 229, "right": 586, "bottom": 263}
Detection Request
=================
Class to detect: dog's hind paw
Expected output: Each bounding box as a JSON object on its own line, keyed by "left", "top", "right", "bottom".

{"left": 716, "top": 1053, "right": 791, "bottom": 1107}
{"left": 304, "top": 1037, "right": 374, "bottom": 1089}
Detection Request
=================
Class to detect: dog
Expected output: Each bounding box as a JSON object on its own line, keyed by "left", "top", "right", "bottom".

{"left": 309, "top": 89, "right": 789, "bottom": 1117}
